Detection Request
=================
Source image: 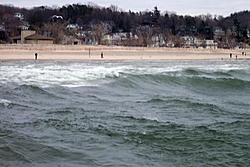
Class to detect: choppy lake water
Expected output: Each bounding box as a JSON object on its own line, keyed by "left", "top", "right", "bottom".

{"left": 0, "top": 59, "right": 250, "bottom": 166}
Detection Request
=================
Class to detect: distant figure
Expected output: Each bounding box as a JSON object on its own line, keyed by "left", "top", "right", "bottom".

{"left": 245, "top": 52, "right": 247, "bottom": 56}
{"left": 101, "top": 52, "right": 104, "bottom": 58}
{"left": 35, "top": 53, "right": 38, "bottom": 60}
{"left": 235, "top": 55, "right": 237, "bottom": 60}
{"left": 242, "top": 52, "right": 245, "bottom": 55}
{"left": 89, "top": 48, "right": 91, "bottom": 58}
{"left": 229, "top": 53, "right": 232, "bottom": 59}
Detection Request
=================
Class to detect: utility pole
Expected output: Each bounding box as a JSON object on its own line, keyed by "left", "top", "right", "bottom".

{"left": 89, "top": 48, "right": 90, "bottom": 58}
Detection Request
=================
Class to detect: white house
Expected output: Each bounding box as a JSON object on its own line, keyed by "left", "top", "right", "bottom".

{"left": 67, "top": 24, "right": 80, "bottom": 30}
{"left": 204, "top": 40, "right": 218, "bottom": 49}
{"left": 14, "top": 13, "right": 24, "bottom": 20}
{"left": 151, "top": 34, "right": 167, "bottom": 47}
{"left": 18, "top": 21, "right": 30, "bottom": 30}
{"left": 182, "top": 36, "right": 218, "bottom": 49}
{"left": 181, "top": 36, "right": 196, "bottom": 47}
{"left": 51, "top": 15, "right": 63, "bottom": 22}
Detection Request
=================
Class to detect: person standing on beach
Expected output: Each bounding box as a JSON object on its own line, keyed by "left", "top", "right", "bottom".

{"left": 229, "top": 53, "right": 232, "bottom": 59}
{"left": 101, "top": 52, "right": 104, "bottom": 58}
{"left": 35, "top": 53, "right": 38, "bottom": 60}
{"left": 235, "top": 55, "right": 237, "bottom": 60}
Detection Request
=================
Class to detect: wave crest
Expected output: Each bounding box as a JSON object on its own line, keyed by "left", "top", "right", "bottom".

{"left": 0, "top": 99, "right": 11, "bottom": 107}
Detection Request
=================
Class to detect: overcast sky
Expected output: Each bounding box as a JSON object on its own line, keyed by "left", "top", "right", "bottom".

{"left": 2, "top": 0, "right": 250, "bottom": 16}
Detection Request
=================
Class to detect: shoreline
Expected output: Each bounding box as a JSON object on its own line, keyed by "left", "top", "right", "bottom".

{"left": 1, "top": 44, "right": 250, "bottom": 61}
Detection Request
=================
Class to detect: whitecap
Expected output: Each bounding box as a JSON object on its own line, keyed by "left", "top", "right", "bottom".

{"left": 142, "top": 116, "right": 159, "bottom": 122}
{"left": 61, "top": 83, "right": 99, "bottom": 87}
{"left": 0, "top": 99, "right": 11, "bottom": 107}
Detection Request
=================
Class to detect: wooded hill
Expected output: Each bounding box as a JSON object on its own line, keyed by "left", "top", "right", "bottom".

{"left": 0, "top": 3, "right": 249, "bottom": 48}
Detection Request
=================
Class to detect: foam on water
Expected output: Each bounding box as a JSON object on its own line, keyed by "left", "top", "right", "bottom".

{"left": 0, "top": 99, "right": 11, "bottom": 107}
{"left": 0, "top": 62, "right": 131, "bottom": 87}
{"left": 1, "top": 60, "right": 249, "bottom": 88}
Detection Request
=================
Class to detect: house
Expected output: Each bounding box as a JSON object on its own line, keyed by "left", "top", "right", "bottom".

{"left": 152, "top": 34, "right": 166, "bottom": 47}
{"left": 101, "top": 33, "right": 130, "bottom": 46}
{"left": 14, "top": 13, "right": 24, "bottom": 20}
{"left": 12, "top": 30, "right": 53, "bottom": 44}
{"left": 75, "top": 30, "right": 86, "bottom": 37}
{"left": 51, "top": 15, "right": 63, "bottom": 22}
{"left": 0, "top": 24, "right": 5, "bottom": 31}
{"left": 181, "top": 36, "right": 196, "bottom": 47}
{"left": 67, "top": 24, "right": 80, "bottom": 30}
{"left": 102, "top": 34, "right": 112, "bottom": 45}
{"left": 213, "top": 27, "right": 225, "bottom": 40}
{"left": 112, "top": 33, "right": 127, "bottom": 45}
{"left": 166, "top": 41, "right": 175, "bottom": 47}
{"left": 17, "top": 21, "right": 30, "bottom": 30}
{"left": 51, "top": 15, "right": 63, "bottom": 20}
{"left": 181, "top": 36, "right": 218, "bottom": 49}
{"left": 62, "top": 36, "right": 82, "bottom": 45}
{"left": 204, "top": 40, "right": 218, "bottom": 49}
{"left": 25, "top": 34, "right": 54, "bottom": 44}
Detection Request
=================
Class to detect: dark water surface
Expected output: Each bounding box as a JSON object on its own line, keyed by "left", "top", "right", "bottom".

{"left": 0, "top": 60, "right": 250, "bottom": 166}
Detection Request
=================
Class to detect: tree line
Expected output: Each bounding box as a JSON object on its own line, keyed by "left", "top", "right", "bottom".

{"left": 0, "top": 3, "right": 249, "bottom": 47}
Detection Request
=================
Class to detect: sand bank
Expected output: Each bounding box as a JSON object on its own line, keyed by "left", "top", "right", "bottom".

{"left": 0, "top": 44, "right": 249, "bottom": 61}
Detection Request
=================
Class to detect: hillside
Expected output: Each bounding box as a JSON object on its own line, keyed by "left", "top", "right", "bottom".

{"left": 0, "top": 4, "right": 249, "bottom": 48}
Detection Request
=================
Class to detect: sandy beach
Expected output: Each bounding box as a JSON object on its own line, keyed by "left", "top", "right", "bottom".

{"left": 0, "top": 44, "right": 250, "bottom": 61}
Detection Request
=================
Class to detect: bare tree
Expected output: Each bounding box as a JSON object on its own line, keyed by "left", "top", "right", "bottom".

{"left": 91, "top": 23, "right": 104, "bottom": 45}
{"left": 42, "top": 22, "right": 66, "bottom": 44}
